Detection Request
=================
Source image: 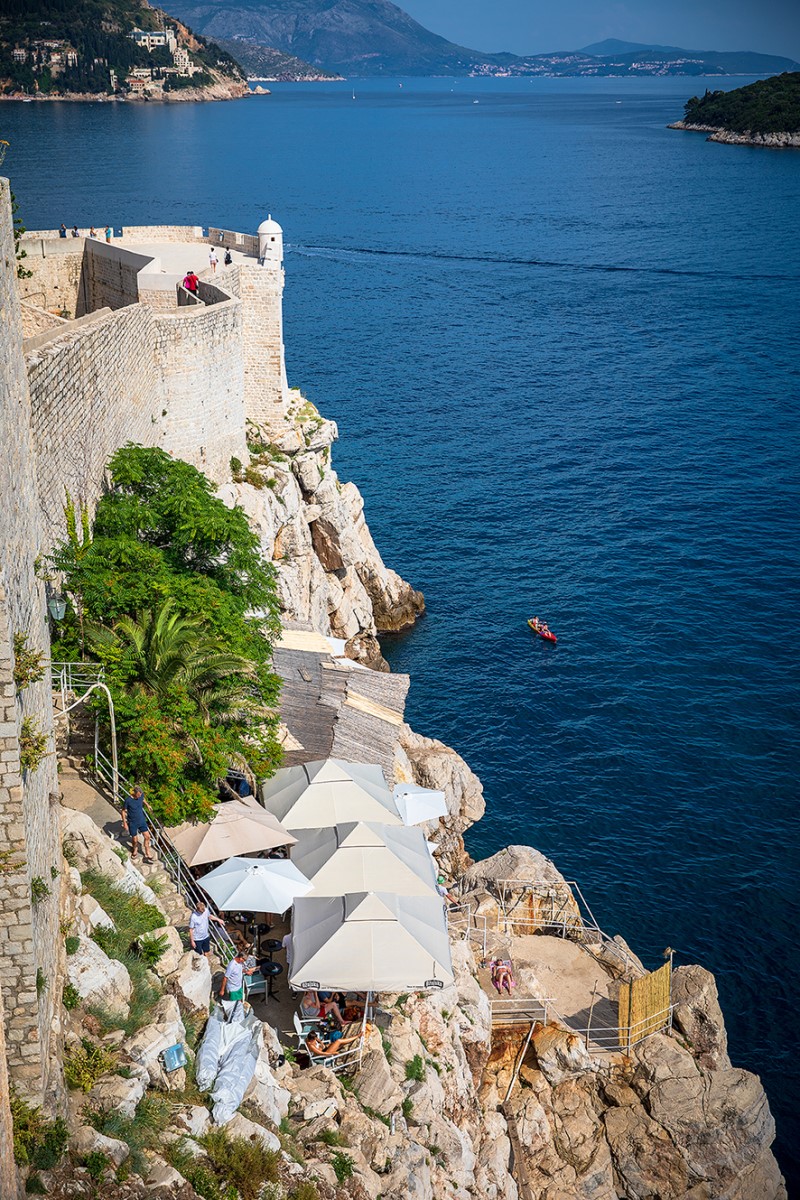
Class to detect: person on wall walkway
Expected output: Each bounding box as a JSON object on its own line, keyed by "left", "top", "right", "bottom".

{"left": 183, "top": 270, "right": 199, "bottom": 295}
{"left": 122, "top": 784, "right": 153, "bottom": 863}
{"left": 208, "top": 246, "right": 218, "bottom": 273}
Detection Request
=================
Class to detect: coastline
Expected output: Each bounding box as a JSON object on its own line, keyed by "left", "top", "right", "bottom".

{"left": 668, "top": 119, "right": 800, "bottom": 148}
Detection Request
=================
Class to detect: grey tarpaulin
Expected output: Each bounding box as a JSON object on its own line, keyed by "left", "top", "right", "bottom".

{"left": 196, "top": 1001, "right": 262, "bottom": 1124}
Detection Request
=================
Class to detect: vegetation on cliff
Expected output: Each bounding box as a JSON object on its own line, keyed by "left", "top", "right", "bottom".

{"left": 681, "top": 72, "right": 800, "bottom": 134}
{"left": 51, "top": 445, "right": 282, "bottom": 823}
{"left": 0, "top": 0, "right": 245, "bottom": 97}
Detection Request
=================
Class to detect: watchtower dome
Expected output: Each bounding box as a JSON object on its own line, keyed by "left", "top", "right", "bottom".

{"left": 258, "top": 215, "right": 283, "bottom": 266}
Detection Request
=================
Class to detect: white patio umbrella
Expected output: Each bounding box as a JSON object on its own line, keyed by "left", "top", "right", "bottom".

{"left": 199, "top": 856, "right": 312, "bottom": 915}
{"left": 170, "top": 800, "right": 296, "bottom": 867}
{"left": 290, "top": 890, "right": 454, "bottom": 992}
{"left": 291, "top": 821, "right": 439, "bottom": 898}
{"left": 260, "top": 759, "right": 402, "bottom": 831}
{"left": 392, "top": 783, "right": 448, "bottom": 826}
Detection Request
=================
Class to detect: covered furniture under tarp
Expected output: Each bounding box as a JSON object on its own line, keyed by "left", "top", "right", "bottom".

{"left": 195, "top": 1001, "right": 261, "bottom": 1124}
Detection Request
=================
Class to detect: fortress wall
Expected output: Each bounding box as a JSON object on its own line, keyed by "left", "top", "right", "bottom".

{"left": 25, "top": 305, "right": 161, "bottom": 539}
{"left": 122, "top": 224, "right": 205, "bottom": 242}
{"left": 20, "top": 300, "right": 69, "bottom": 338}
{"left": 154, "top": 297, "right": 247, "bottom": 481}
{"left": 236, "top": 262, "right": 290, "bottom": 427}
{"left": 17, "top": 241, "right": 87, "bottom": 317}
{"left": 0, "top": 180, "right": 63, "bottom": 1104}
{"left": 81, "top": 240, "right": 153, "bottom": 311}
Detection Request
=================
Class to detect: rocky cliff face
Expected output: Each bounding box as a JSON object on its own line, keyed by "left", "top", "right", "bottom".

{"left": 218, "top": 393, "right": 425, "bottom": 645}
{"left": 668, "top": 121, "right": 800, "bottom": 148}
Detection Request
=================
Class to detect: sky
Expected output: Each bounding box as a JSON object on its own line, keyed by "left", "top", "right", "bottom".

{"left": 398, "top": 0, "right": 800, "bottom": 60}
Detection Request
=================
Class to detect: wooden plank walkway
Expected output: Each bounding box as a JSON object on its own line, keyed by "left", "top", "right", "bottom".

{"left": 501, "top": 1103, "right": 536, "bottom": 1200}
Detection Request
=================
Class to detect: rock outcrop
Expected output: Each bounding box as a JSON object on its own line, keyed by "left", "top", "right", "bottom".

{"left": 668, "top": 120, "right": 800, "bottom": 148}
{"left": 219, "top": 395, "right": 425, "bottom": 640}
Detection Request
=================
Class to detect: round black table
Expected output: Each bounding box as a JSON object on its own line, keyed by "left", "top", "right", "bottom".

{"left": 263, "top": 938, "right": 283, "bottom": 959}
{"left": 259, "top": 959, "right": 283, "bottom": 999}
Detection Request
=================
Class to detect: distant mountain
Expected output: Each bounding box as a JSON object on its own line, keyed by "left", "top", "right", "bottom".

{"left": 160, "top": 0, "right": 800, "bottom": 79}
{"left": 214, "top": 36, "right": 340, "bottom": 78}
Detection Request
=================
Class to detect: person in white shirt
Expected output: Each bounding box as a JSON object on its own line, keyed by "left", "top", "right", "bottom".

{"left": 188, "top": 899, "right": 225, "bottom": 958}
{"left": 281, "top": 931, "right": 293, "bottom": 974}
{"left": 209, "top": 246, "right": 219, "bottom": 273}
{"left": 221, "top": 951, "right": 253, "bottom": 1001}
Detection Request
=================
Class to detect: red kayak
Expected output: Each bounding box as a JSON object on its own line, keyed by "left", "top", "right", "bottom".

{"left": 528, "top": 618, "right": 557, "bottom": 644}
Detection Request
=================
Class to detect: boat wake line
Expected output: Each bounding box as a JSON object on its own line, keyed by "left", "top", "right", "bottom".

{"left": 287, "top": 242, "right": 798, "bottom": 283}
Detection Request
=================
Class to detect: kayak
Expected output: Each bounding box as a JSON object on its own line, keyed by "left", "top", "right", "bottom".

{"left": 528, "top": 618, "right": 557, "bottom": 644}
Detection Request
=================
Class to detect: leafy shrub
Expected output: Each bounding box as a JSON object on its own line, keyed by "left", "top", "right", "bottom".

{"left": 64, "top": 1039, "right": 116, "bottom": 1092}
{"left": 84, "top": 1150, "right": 109, "bottom": 1179}
{"left": 401, "top": 1097, "right": 414, "bottom": 1121}
{"left": 35, "top": 968, "right": 47, "bottom": 997}
{"left": 12, "top": 632, "right": 45, "bottom": 689}
{"left": 289, "top": 1184, "right": 320, "bottom": 1200}
{"left": 65, "top": 935, "right": 80, "bottom": 955}
{"left": 86, "top": 1095, "right": 171, "bottom": 1177}
{"left": 331, "top": 1150, "right": 355, "bottom": 1184}
{"left": 62, "top": 983, "right": 81, "bottom": 1010}
{"left": 137, "top": 931, "right": 169, "bottom": 966}
{"left": 20, "top": 718, "right": 48, "bottom": 773}
{"left": 30, "top": 876, "right": 50, "bottom": 903}
{"left": 201, "top": 1126, "right": 281, "bottom": 1200}
{"left": 382, "top": 1035, "right": 393, "bottom": 1063}
{"left": 318, "top": 1127, "right": 347, "bottom": 1146}
{"left": 25, "top": 1174, "right": 47, "bottom": 1194}
{"left": 9, "top": 1089, "right": 69, "bottom": 1169}
{"left": 405, "top": 1055, "right": 425, "bottom": 1082}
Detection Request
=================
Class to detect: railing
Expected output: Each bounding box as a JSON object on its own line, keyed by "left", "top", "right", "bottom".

{"left": 447, "top": 901, "right": 488, "bottom": 960}
{"left": 52, "top": 661, "right": 106, "bottom": 710}
{"left": 92, "top": 744, "right": 235, "bottom": 961}
{"left": 554, "top": 1002, "right": 673, "bottom": 1053}
{"left": 495, "top": 878, "right": 645, "bottom": 978}
{"left": 491, "top": 996, "right": 551, "bottom": 1028}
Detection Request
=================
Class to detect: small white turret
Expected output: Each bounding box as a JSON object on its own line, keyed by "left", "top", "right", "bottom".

{"left": 258, "top": 215, "right": 283, "bottom": 266}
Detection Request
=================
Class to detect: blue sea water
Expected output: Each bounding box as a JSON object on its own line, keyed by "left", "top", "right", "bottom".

{"left": 4, "top": 76, "right": 799, "bottom": 1186}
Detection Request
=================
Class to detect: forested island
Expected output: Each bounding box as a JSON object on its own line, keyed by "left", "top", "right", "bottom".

{"left": 669, "top": 72, "right": 800, "bottom": 147}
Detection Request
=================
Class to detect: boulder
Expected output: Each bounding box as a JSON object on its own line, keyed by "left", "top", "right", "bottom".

{"left": 462, "top": 844, "right": 565, "bottom": 895}
{"left": 292, "top": 452, "right": 323, "bottom": 496}
{"left": 146, "top": 1155, "right": 187, "bottom": 1189}
{"left": 355, "top": 1044, "right": 405, "bottom": 1117}
{"left": 123, "top": 994, "right": 186, "bottom": 1087}
{"left": 148, "top": 926, "right": 185, "bottom": 978}
{"left": 66, "top": 934, "right": 131, "bottom": 1017}
{"left": 167, "top": 951, "right": 212, "bottom": 1013}
{"left": 224, "top": 1112, "right": 280, "bottom": 1151}
{"left": 671, "top": 964, "right": 731, "bottom": 1071}
{"left": 243, "top": 1045, "right": 291, "bottom": 1126}
{"left": 76, "top": 893, "right": 115, "bottom": 934}
{"left": 604, "top": 1101, "right": 690, "bottom": 1198}
{"left": 173, "top": 1105, "right": 212, "bottom": 1139}
{"left": 73, "top": 1124, "right": 129, "bottom": 1167}
{"left": 533, "top": 1024, "right": 592, "bottom": 1086}
{"left": 89, "top": 1068, "right": 148, "bottom": 1118}
{"left": 289, "top": 1065, "right": 345, "bottom": 1122}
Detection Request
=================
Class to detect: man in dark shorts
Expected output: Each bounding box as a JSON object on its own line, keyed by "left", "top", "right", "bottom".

{"left": 122, "top": 785, "right": 153, "bottom": 863}
{"left": 188, "top": 899, "right": 225, "bottom": 958}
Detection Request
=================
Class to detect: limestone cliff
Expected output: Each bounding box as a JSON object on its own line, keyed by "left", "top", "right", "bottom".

{"left": 218, "top": 392, "right": 425, "bottom": 644}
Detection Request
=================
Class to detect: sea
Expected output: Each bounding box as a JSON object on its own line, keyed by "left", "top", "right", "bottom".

{"left": 3, "top": 75, "right": 799, "bottom": 1187}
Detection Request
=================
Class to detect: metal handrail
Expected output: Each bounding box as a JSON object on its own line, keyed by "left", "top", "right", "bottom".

{"left": 447, "top": 900, "right": 488, "bottom": 959}
{"left": 92, "top": 745, "right": 235, "bottom": 961}
{"left": 491, "top": 996, "right": 552, "bottom": 1026}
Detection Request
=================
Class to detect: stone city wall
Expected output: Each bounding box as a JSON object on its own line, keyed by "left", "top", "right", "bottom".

{"left": 153, "top": 298, "right": 247, "bottom": 480}
{"left": 17, "top": 241, "right": 87, "bottom": 317}
{"left": 22, "top": 224, "right": 206, "bottom": 243}
{"left": 0, "top": 179, "right": 63, "bottom": 1107}
{"left": 209, "top": 227, "right": 259, "bottom": 256}
{"left": 220, "top": 261, "right": 289, "bottom": 426}
{"left": 80, "top": 239, "right": 154, "bottom": 311}
{"left": 20, "top": 300, "right": 69, "bottom": 338}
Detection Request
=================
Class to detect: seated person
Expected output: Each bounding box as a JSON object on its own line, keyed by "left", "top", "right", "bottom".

{"left": 317, "top": 991, "right": 345, "bottom": 1026}
{"left": 306, "top": 1029, "right": 361, "bottom": 1058}
{"left": 299, "top": 989, "right": 322, "bottom": 1020}
{"left": 490, "top": 958, "right": 516, "bottom": 995}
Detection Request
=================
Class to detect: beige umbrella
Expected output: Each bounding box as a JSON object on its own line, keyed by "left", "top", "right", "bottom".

{"left": 291, "top": 821, "right": 439, "bottom": 898}
{"left": 170, "top": 799, "right": 296, "bottom": 867}
{"left": 290, "top": 891, "right": 453, "bottom": 992}
{"left": 260, "top": 759, "right": 402, "bottom": 831}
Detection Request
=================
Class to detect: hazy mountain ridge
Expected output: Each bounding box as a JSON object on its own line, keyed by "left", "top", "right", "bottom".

{"left": 160, "top": 0, "right": 800, "bottom": 78}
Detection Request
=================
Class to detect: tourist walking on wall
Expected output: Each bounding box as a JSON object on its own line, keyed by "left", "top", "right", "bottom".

{"left": 208, "top": 246, "right": 218, "bottom": 273}
{"left": 189, "top": 899, "right": 225, "bottom": 959}
{"left": 224, "top": 247, "right": 232, "bottom": 266}
{"left": 122, "top": 784, "right": 153, "bottom": 863}
{"left": 71, "top": 225, "right": 79, "bottom": 238}
{"left": 183, "top": 270, "right": 199, "bottom": 295}
{"left": 105, "top": 225, "right": 112, "bottom": 243}
{"left": 89, "top": 226, "right": 97, "bottom": 238}
{"left": 59, "top": 224, "right": 67, "bottom": 238}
